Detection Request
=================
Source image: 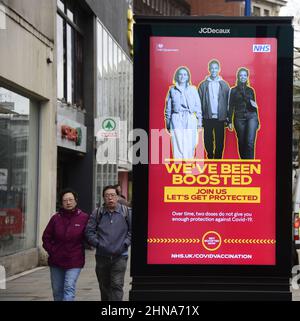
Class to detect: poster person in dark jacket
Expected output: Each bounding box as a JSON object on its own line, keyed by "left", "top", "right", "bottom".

{"left": 228, "top": 67, "right": 260, "bottom": 159}
{"left": 198, "top": 59, "right": 230, "bottom": 159}
{"left": 42, "top": 189, "right": 88, "bottom": 301}
{"left": 85, "top": 185, "right": 131, "bottom": 301}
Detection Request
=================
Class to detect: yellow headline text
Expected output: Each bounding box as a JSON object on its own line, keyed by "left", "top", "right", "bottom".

{"left": 164, "top": 186, "right": 260, "bottom": 203}
{"left": 165, "top": 162, "right": 261, "bottom": 186}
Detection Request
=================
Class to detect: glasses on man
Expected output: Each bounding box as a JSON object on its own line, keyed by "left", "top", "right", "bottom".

{"left": 104, "top": 193, "right": 117, "bottom": 198}
{"left": 62, "top": 198, "right": 75, "bottom": 203}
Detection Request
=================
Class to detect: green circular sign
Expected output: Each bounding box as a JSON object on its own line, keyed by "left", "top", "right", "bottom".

{"left": 102, "top": 118, "right": 116, "bottom": 131}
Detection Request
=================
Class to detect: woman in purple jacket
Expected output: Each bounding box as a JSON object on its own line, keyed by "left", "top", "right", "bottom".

{"left": 42, "top": 189, "right": 88, "bottom": 301}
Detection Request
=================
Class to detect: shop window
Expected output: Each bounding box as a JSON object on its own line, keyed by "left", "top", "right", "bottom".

{"left": 57, "top": 0, "right": 83, "bottom": 107}
{"left": 0, "top": 87, "right": 38, "bottom": 256}
{"left": 57, "top": 0, "right": 64, "bottom": 12}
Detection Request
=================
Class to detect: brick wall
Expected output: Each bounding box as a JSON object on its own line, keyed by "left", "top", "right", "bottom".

{"left": 187, "top": 0, "right": 243, "bottom": 16}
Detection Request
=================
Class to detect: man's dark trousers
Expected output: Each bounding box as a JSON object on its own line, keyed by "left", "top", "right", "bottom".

{"left": 95, "top": 255, "right": 128, "bottom": 301}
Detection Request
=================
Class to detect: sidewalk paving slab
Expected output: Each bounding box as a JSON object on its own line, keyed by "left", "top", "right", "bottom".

{"left": 0, "top": 249, "right": 132, "bottom": 301}
{"left": 1, "top": 249, "right": 299, "bottom": 301}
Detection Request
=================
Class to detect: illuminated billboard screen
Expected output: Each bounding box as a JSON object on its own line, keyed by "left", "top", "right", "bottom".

{"left": 132, "top": 17, "right": 293, "bottom": 277}
{"left": 148, "top": 36, "right": 277, "bottom": 265}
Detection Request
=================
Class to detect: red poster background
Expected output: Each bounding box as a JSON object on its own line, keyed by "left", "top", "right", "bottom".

{"left": 148, "top": 37, "right": 277, "bottom": 265}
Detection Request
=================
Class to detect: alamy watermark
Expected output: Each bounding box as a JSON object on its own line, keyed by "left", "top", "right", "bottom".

{"left": 291, "top": 265, "right": 300, "bottom": 290}
{"left": 0, "top": 265, "right": 6, "bottom": 289}
{"left": 0, "top": 4, "right": 6, "bottom": 30}
{"left": 95, "top": 121, "right": 205, "bottom": 165}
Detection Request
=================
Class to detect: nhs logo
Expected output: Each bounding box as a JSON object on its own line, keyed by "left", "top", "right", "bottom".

{"left": 253, "top": 44, "right": 271, "bottom": 53}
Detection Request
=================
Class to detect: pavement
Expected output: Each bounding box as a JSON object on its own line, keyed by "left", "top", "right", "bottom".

{"left": 0, "top": 249, "right": 132, "bottom": 301}
{"left": 0, "top": 249, "right": 299, "bottom": 301}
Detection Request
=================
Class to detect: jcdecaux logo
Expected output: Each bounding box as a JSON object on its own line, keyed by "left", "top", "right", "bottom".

{"left": 198, "top": 27, "right": 230, "bottom": 34}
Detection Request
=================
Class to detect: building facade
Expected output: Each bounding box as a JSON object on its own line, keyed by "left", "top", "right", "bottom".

{"left": 251, "top": 0, "right": 287, "bottom": 16}
{"left": 1, "top": 0, "right": 292, "bottom": 278}
{"left": 293, "top": 50, "right": 300, "bottom": 164}
{"left": 133, "top": 0, "right": 190, "bottom": 16}
{"left": 0, "top": 0, "right": 133, "bottom": 276}
{"left": 0, "top": 0, "right": 57, "bottom": 275}
{"left": 187, "top": 0, "right": 287, "bottom": 17}
{"left": 187, "top": 0, "right": 244, "bottom": 16}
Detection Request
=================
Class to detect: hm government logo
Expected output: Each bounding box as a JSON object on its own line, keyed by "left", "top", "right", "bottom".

{"left": 198, "top": 27, "right": 230, "bottom": 34}
{"left": 156, "top": 43, "right": 179, "bottom": 52}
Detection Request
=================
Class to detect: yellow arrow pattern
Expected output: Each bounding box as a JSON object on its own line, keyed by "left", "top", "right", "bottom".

{"left": 148, "top": 238, "right": 201, "bottom": 244}
{"left": 148, "top": 238, "right": 276, "bottom": 245}
{"left": 224, "top": 239, "right": 276, "bottom": 245}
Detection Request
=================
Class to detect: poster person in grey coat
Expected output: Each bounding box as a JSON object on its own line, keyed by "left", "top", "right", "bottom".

{"left": 165, "top": 66, "right": 202, "bottom": 159}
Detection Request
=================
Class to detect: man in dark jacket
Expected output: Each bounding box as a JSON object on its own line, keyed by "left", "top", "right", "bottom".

{"left": 198, "top": 59, "right": 230, "bottom": 159}
{"left": 85, "top": 185, "right": 131, "bottom": 301}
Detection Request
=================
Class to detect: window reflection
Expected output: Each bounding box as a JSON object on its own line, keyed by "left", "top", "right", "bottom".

{"left": 67, "top": 8, "right": 73, "bottom": 21}
{"left": 103, "top": 29, "right": 108, "bottom": 115}
{"left": 57, "top": 0, "right": 64, "bottom": 12}
{"left": 103, "top": 30, "right": 108, "bottom": 73}
{"left": 0, "top": 88, "right": 37, "bottom": 256}
{"left": 66, "top": 24, "right": 73, "bottom": 103}
{"left": 109, "top": 36, "right": 113, "bottom": 71}
{"left": 95, "top": 20, "right": 133, "bottom": 206}
{"left": 108, "top": 36, "right": 113, "bottom": 115}
{"left": 56, "top": 2, "right": 83, "bottom": 106}
{"left": 97, "top": 23, "right": 103, "bottom": 77}
{"left": 57, "top": 14, "right": 64, "bottom": 99}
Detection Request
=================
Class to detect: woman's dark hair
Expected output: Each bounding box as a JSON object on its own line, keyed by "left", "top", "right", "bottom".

{"left": 237, "top": 67, "right": 249, "bottom": 85}
{"left": 174, "top": 67, "right": 191, "bottom": 84}
{"left": 59, "top": 188, "right": 78, "bottom": 205}
{"left": 102, "top": 185, "right": 118, "bottom": 197}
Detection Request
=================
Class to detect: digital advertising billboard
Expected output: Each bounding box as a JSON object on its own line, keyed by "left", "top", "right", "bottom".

{"left": 131, "top": 17, "right": 293, "bottom": 300}
{"left": 148, "top": 36, "right": 277, "bottom": 265}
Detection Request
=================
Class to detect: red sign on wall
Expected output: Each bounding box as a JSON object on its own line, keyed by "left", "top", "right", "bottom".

{"left": 147, "top": 37, "right": 277, "bottom": 265}
{"left": 61, "top": 125, "right": 82, "bottom": 146}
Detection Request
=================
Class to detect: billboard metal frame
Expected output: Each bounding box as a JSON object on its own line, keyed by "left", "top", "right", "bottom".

{"left": 130, "top": 16, "right": 293, "bottom": 301}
